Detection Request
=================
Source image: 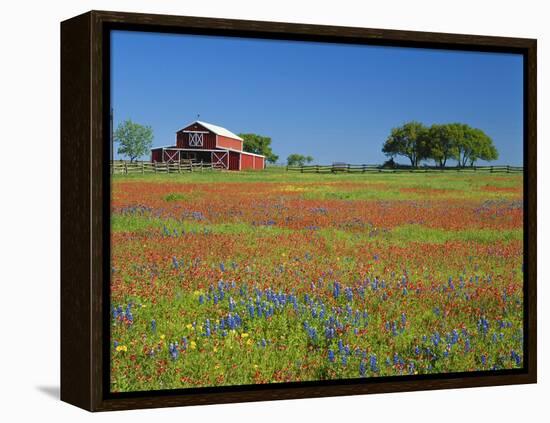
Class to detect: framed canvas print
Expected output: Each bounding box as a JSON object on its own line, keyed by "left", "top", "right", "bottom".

{"left": 60, "top": 10, "right": 536, "bottom": 411}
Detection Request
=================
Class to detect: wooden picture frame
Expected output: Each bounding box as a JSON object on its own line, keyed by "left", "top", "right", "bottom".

{"left": 60, "top": 10, "right": 536, "bottom": 411}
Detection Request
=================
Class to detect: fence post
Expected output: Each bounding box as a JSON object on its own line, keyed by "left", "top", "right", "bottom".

{"left": 201, "top": 160, "right": 204, "bottom": 172}
{"left": 154, "top": 162, "right": 157, "bottom": 173}
{"left": 124, "top": 162, "right": 128, "bottom": 175}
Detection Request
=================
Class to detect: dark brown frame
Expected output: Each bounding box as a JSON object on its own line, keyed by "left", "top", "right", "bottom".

{"left": 61, "top": 10, "right": 537, "bottom": 411}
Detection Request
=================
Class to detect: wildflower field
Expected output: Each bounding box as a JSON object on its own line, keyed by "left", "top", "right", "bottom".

{"left": 110, "top": 168, "right": 524, "bottom": 392}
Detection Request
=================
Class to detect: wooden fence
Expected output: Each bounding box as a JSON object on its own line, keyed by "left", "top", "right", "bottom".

{"left": 286, "top": 164, "right": 524, "bottom": 174}
{"left": 111, "top": 160, "right": 216, "bottom": 175}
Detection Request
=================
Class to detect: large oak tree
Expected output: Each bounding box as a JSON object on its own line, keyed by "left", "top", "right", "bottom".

{"left": 382, "top": 121, "right": 429, "bottom": 167}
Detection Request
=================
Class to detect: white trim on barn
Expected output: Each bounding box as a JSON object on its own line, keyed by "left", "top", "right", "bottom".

{"left": 177, "top": 120, "right": 244, "bottom": 141}
{"left": 226, "top": 148, "right": 265, "bottom": 158}
{"left": 212, "top": 151, "right": 229, "bottom": 169}
{"left": 188, "top": 132, "right": 204, "bottom": 147}
{"left": 163, "top": 149, "right": 181, "bottom": 163}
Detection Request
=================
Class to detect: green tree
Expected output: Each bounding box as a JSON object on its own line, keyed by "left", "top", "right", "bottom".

{"left": 114, "top": 119, "right": 154, "bottom": 162}
{"left": 453, "top": 124, "right": 498, "bottom": 167}
{"left": 238, "top": 133, "right": 279, "bottom": 164}
{"left": 287, "top": 154, "right": 314, "bottom": 166}
{"left": 382, "top": 121, "right": 429, "bottom": 167}
{"left": 425, "top": 124, "right": 459, "bottom": 167}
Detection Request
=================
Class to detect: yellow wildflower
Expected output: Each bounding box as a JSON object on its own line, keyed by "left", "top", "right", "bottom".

{"left": 246, "top": 339, "right": 253, "bottom": 346}
{"left": 190, "top": 341, "right": 197, "bottom": 350}
{"left": 115, "top": 345, "right": 127, "bottom": 352}
{"left": 241, "top": 333, "right": 249, "bottom": 338}
{"left": 160, "top": 334, "right": 166, "bottom": 340}
{"left": 186, "top": 323, "right": 193, "bottom": 330}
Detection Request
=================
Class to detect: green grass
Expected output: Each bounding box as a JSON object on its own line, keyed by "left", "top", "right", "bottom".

{"left": 112, "top": 214, "right": 522, "bottom": 245}
{"left": 112, "top": 214, "right": 291, "bottom": 236}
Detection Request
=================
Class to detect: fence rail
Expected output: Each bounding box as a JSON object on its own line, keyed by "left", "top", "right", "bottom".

{"left": 286, "top": 164, "right": 524, "bottom": 174}
{"left": 110, "top": 160, "right": 216, "bottom": 175}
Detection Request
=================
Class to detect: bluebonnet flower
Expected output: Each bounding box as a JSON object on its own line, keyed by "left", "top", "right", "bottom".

{"left": 246, "top": 303, "right": 256, "bottom": 319}
{"left": 450, "top": 329, "right": 459, "bottom": 345}
{"left": 333, "top": 282, "right": 340, "bottom": 299}
{"left": 338, "top": 339, "right": 344, "bottom": 353}
{"left": 448, "top": 277, "right": 454, "bottom": 290}
{"left": 220, "top": 263, "right": 225, "bottom": 272}
{"left": 342, "top": 355, "right": 348, "bottom": 366}
{"left": 510, "top": 350, "right": 521, "bottom": 366}
{"left": 359, "top": 360, "right": 366, "bottom": 376}
{"left": 168, "top": 342, "right": 179, "bottom": 360}
{"left": 370, "top": 355, "right": 378, "bottom": 372}
{"left": 328, "top": 350, "right": 335, "bottom": 363}
{"left": 151, "top": 319, "right": 157, "bottom": 333}
{"left": 393, "top": 353, "right": 399, "bottom": 366}
{"left": 432, "top": 332, "right": 441, "bottom": 347}
{"left": 125, "top": 304, "right": 134, "bottom": 324}
{"left": 199, "top": 295, "right": 204, "bottom": 305}
{"left": 478, "top": 316, "right": 489, "bottom": 335}
{"left": 481, "top": 355, "right": 487, "bottom": 366}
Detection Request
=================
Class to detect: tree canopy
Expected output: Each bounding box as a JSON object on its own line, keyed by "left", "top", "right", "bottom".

{"left": 238, "top": 133, "right": 279, "bottom": 164}
{"left": 114, "top": 119, "right": 154, "bottom": 162}
{"left": 383, "top": 121, "right": 498, "bottom": 167}
{"left": 382, "top": 121, "right": 428, "bottom": 167}
{"left": 287, "top": 154, "right": 314, "bottom": 166}
{"left": 455, "top": 124, "right": 498, "bottom": 167}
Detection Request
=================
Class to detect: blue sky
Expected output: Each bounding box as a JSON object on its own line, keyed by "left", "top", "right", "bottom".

{"left": 111, "top": 31, "right": 524, "bottom": 165}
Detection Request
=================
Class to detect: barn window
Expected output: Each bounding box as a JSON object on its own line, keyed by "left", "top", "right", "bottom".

{"left": 189, "top": 132, "right": 204, "bottom": 147}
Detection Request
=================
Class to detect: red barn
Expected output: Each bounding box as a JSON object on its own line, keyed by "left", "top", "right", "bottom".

{"left": 151, "top": 121, "right": 265, "bottom": 170}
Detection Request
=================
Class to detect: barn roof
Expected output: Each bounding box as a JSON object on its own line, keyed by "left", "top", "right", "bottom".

{"left": 180, "top": 120, "right": 244, "bottom": 142}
